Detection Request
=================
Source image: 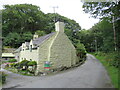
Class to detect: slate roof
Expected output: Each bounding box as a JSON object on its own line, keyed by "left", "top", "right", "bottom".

{"left": 15, "top": 46, "right": 22, "bottom": 52}
{"left": 15, "top": 32, "right": 55, "bottom": 52}
{"left": 32, "top": 32, "right": 55, "bottom": 46}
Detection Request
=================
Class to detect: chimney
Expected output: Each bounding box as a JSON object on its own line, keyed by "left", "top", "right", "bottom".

{"left": 33, "top": 33, "right": 39, "bottom": 40}
{"left": 55, "top": 21, "right": 64, "bottom": 33}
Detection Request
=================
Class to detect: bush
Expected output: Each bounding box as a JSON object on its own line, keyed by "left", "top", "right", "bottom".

{"left": 14, "top": 62, "right": 20, "bottom": 68}
{"left": 8, "top": 59, "right": 17, "bottom": 62}
{"left": 20, "top": 60, "right": 30, "bottom": 66}
{"left": 76, "top": 43, "right": 87, "bottom": 61}
{"left": 95, "top": 52, "right": 119, "bottom": 68}
{"left": 19, "top": 60, "right": 30, "bottom": 70}
{"left": 0, "top": 71, "right": 6, "bottom": 84}
{"left": 27, "top": 61, "right": 37, "bottom": 66}
{"left": 9, "top": 63, "right": 16, "bottom": 67}
{"left": 109, "top": 52, "right": 120, "bottom": 68}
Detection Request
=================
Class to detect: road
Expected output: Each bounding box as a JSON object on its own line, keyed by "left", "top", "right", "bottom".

{"left": 2, "top": 54, "right": 113, "bottom": 88}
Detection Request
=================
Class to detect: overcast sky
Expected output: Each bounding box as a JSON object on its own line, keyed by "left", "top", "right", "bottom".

{"left": 0, "top": 0, "right": 100, "bottom": 29}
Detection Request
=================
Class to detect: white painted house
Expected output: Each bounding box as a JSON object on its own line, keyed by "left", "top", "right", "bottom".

{"left": 15, "top": 21, "right": 78, "bottom": 74}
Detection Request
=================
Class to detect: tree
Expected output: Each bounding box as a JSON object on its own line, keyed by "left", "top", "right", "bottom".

{"left": 22, "top": 32, "right": 33, "bottom": 42}
{"left": 76, "top": 40, "right": 86, "bottom": 61}
{"left": 82, "top": 2, "right": 120, "bottom": 19}
{"left": 35, "top": 30, "right": 46, "bottom": 37}
{"left": 2, "top": 4, "right": 47, "bottom": 36}
{"left": 3, "top": 33, "right": 21, "bottom": 47}
{"left": 82, "top": 2, "right": 120, "bottom": 52}
{"left": 2, "top": 4, "right": 85, "bottom": 51}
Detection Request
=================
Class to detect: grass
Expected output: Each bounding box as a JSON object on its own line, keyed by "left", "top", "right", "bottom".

{"left": 92, "top": 52, "right": 118, "bottom": 88}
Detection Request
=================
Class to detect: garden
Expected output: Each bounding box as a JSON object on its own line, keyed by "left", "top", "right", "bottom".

{"left": 3, "top": 59, "right": 37, "bottom": 76}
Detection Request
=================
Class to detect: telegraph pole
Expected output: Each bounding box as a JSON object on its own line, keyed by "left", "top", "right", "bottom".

{"left": 112, "top": 16, "right": 117, "bottom": 51}
{"left": 52, "top": 6, "right": 58, "bottom": 22}
{"left": 52, "top": 6, "right": 58, "bottom": 13}
{"left": 95, "top": 36, "right": 97, "bottom": 53}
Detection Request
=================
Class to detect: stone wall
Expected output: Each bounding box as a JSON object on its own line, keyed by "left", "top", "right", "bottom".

{"left": 50, "top": 32, "right": 78, "bottom": 69}
{"left": 36, "top": 33, "right": 57, "bottom": 72}
{"left": 20, "top": 49, "right": 39, "bottom": 62}
{"left": 36, "top": 31, "right": 78, "bottom": 73}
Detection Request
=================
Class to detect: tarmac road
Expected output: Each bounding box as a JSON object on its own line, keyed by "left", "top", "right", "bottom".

{"left": 2, "top": 54, "right": 113, "bottom": 88}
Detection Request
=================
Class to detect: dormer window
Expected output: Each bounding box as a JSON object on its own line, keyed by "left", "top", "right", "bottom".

{"left": 30, "top": 45, "right": 32, "bottom": 52}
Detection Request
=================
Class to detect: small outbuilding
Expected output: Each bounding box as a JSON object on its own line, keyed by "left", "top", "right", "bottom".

{"left": 1, "top": 53, "right": 15, "bottom": 61}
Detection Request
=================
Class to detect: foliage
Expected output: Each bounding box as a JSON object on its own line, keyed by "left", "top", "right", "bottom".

{"left": 2, "top": 4, "right": 83, "bottom": 50}
{"left": 19, "top": 60, "right": 30, "bottom": 69}
{"left": 35, "top": 30, "right": 46, "bottom": 37}
{"left": 82, "top": 2, "right": 120, "bottom": 52}
{"left": 27, "top": 61, "right": 37, "bottom": 66}
{"left": 3, "top": 33, "right": 21, "bottom": 48}
{"left": 79, "top": 18, "right": 119, "bottom": 52}
{"left": 8, "top": 59, "right": 17, "bottom": 62}
{"left": 94, "top": 52, "right": 119, "bottom": 68}
{"left": 9, "top": 63, "right": 16, "bottom": 67}
{"left": 82, "top": 2, "right": 120, "bottom": 19}
{"left": 0, "top": 71, "right": 7, "bottom": 84}
{"left": 2, "top": 4, "right": 86, "bottom": 62}
{"left": 76, "top": 41, "right": 86, "bottom": 58}
{"left": 14, "top": 62, "right": 20, "bottom": 68}
{"left": 109, "top": 52, "right": 120, "bottom": 68}
{"left": 2, "top": 4, "right": 47, "bottom": 35}
{"left": 93, "top": 52, "right": 118, "bottom": 88}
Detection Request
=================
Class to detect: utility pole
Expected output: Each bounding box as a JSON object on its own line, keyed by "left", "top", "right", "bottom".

{"left": 95, "top": 37, "right": 97, "bottom": 53}
{"left": 52, "top": 6, "right": 58, "bottom": 22}
{"left": 112, "top": 16, "right": 117, "bottom": 51}
{"left": 52, "top": 6, "right": 58, "bottom": 13}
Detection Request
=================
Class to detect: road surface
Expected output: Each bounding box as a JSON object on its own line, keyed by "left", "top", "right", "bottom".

{"left": 2, "top": 54, "right": 113, "bottom": 88}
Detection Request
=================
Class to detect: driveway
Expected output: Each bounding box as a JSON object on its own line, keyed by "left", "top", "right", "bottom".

{"left": 2, "top": 54, "right": 113, "bottom": 88}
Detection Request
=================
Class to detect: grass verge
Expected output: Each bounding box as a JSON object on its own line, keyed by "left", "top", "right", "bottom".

{"left": 91, "top": 52, "right": 118, "bottom": 88}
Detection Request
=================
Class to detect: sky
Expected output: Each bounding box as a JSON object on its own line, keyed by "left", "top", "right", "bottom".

{"left": 0, "top": 0, "right": 100, "bottom": 29}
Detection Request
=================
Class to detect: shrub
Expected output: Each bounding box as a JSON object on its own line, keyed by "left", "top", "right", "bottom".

{"left": 76, "top": 43, "right": 87, "bottom": 61}
{"left": 14, "top": 62, "right": 20, "bottom": 68}
{"left": 109, "top": 52, "right": 120, "bottom": 68}
{"left": 20, "top": 60, "right": 30, "bottom": 66}
{"left": 0, "top": 71, "right": 6, "bottom": 84}
{"left": 8, "top": 59, "right": 17, "bottom": 62}
{"left": 27, "top": 61, "right": 37, "bottom": 66}
{"left": 9, "top": 63, "right": 16, "bottom": 67}
{"left": 19, "top": 60, "right": 30, "bottom": 70}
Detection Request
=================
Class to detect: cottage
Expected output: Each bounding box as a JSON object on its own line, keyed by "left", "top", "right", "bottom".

{"left": 15, "top": 21, "right": 78, "bottom": 74}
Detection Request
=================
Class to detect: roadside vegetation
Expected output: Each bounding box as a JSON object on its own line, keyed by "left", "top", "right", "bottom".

{"left": 0, "top": 71, "right": 7, "bottom": 85}
{"left": 4, "top": 59, "right": 37, "bottom": 76}
{"left": 82, "top": 2, "right": 119, "bottom": 89}
{"left": 91, "top": 52, "right": 119, "bottom": 88}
